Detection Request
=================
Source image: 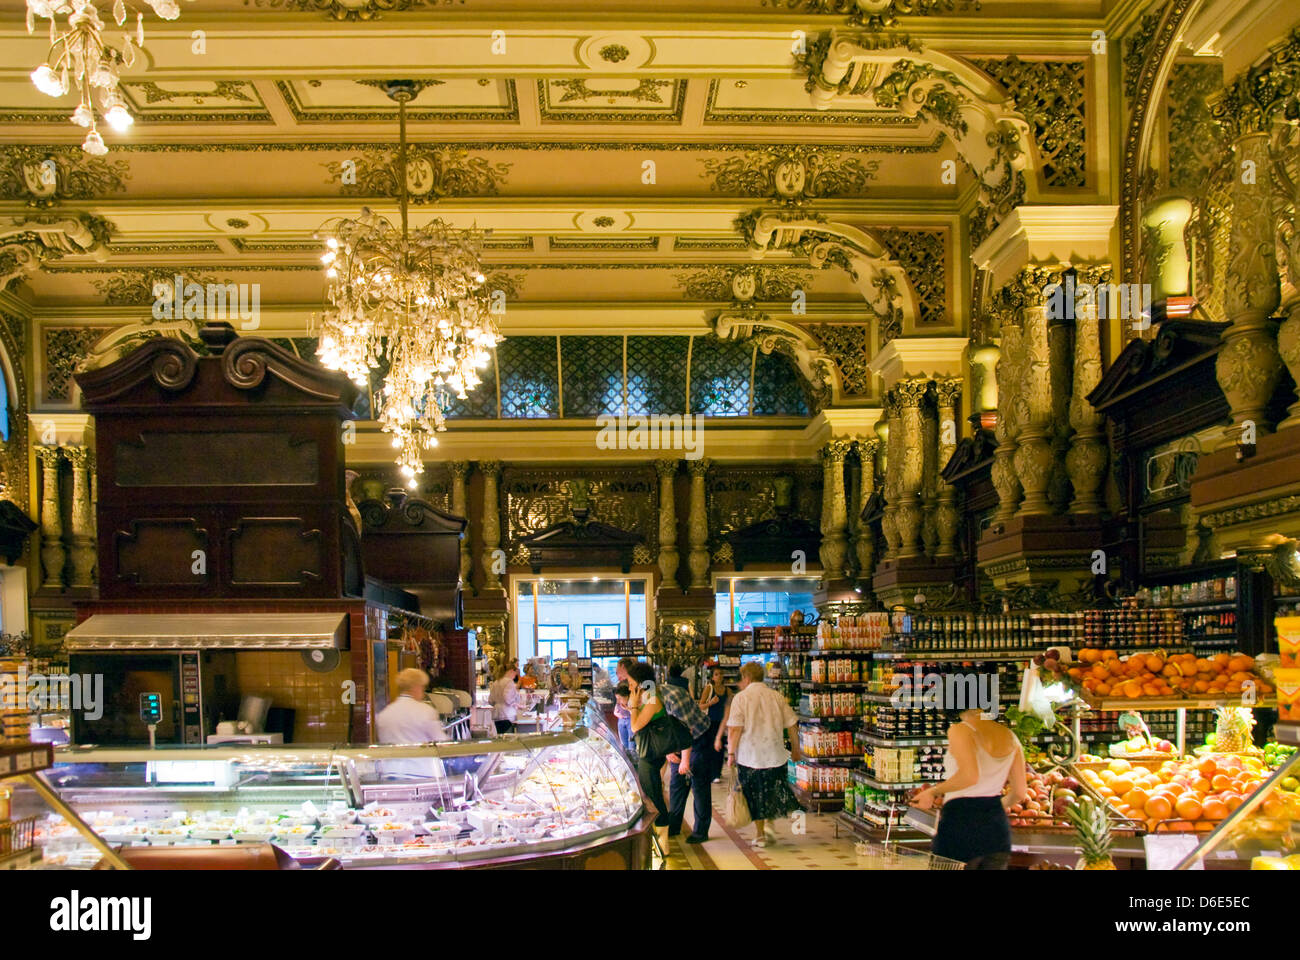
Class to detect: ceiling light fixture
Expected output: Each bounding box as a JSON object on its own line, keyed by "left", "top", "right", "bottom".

{"left": 27, "top": 0, "right": 186, "bottom": 154}
{"left": 313, "top": 80, "right": 501, "bottom": 485}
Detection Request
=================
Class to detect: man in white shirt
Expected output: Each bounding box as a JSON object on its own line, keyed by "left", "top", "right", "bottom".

{"left": 375, "top": 668, "right": 448, "bottom": 778}
{"left": 726, "top": 661, "right": 804, "bottom": 847}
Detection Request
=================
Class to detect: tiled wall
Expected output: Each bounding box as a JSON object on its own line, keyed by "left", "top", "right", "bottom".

{"left": 233, "top": 651, "right": 352, "bottom": 743}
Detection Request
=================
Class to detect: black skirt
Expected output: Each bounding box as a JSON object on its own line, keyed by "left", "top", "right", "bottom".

{"left": 931, "top": 796, "right": 1011, "bottom": 864}
{"left": 737, "top": 764, "right": 803, "bottom": 821}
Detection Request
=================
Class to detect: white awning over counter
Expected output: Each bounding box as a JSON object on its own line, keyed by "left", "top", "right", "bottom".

{"left": 64, "top": 613, "right": 349, "bottom": 651}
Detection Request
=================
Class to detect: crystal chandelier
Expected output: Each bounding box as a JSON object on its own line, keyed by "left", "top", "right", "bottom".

{"left": 27, "top": 0, "right": 184, "bottom": 155}
{"left": 314, "top": 80, "right": 501, "bottom": 486}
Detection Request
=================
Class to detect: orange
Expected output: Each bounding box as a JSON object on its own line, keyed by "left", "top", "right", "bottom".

{"left": 1097, "top": 786, "right": 1115, "bottom": 798}
{"left": 1108, "top": 661, "right": 1126, "bottom": 678}
{"left": 1227, "top": 655, "right": 1253, "bottom": 673}
{"left": 1144, "top": 795, "right": 1173, "bottom": 820}
{"left": 1201, "top": 798, "right": 1228, "bottom": 821}
{"left": 1123, "top": 788, "right": 1150, "bottom": 810}
{"left": 1197, "top": 757, "right": 1218, "bottom": 779}
{"left": 1108, "top": 758, "right": 1133, "bottom": 774}
{"left": 1095, "top": 681, "right": 1112, "bottom": 696}
{"left": 1144, "top": 655, "right": 1164, "bottom": 673}
{"left": 1210, "top": 774, "right": 1233, "bottom": 792}
{"left": 1142, "top": 682, "right": 1162, "bottom": 697}
{"left": 1175, "top": 796, "right": 1203, "bottom": 820}
{"left": 1110, "top": 775, "right": 1136, "bottom": 796}
{"left": 1067, "top": 667, "right": 1084, "bottom": 680}
{"left": 1169, "top": 821, "right": 1194, "bottom": 833}
{"left": 1212, "top": 653, "right": 1231, "bottom": 670}
{"left": 1192, "top": 777, "right": 1214, "bottom": 794}
{"left": 1121, "top": 680, "right": 1144, "bottom": 698}
{"left": 1101, "top": 649, "right": 1119, "bottom": 661}
{"left": 1225, "top": 793, "right": 1245, "bottom": 812}
{"left": 1193, "top": 680, "right": 1211, "bottom": 693}
{"left": 1262, "top": 797, "right": 1285, "bottom": 818}
{"left": 1090, "top": 664, "right": 1109, "bottom": 681}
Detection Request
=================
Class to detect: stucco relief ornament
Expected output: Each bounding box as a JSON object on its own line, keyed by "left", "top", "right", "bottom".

{"left": 731, "top": 269, "right": 758, "bottom": 303}
{"left": 774, "top": 157, "right": 808, "bottom": 201}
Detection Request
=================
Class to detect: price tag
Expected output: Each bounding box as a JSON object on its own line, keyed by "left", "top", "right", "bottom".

{"left": 0, "top": 755, "right": 11, "bottom": 774}
{"left": 15, "top": 752, "right": 31, "bottom": 771}
{"left": 1143, "top": 833, "right": 1203, "bottom": 870}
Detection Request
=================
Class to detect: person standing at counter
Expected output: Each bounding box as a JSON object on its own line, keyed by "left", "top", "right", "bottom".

{"left": 625, "top": 661, "right": 675, "bottom": 844}
{"left": 375, "top": 668, "right": 448, "bottom": 778}
{"left": 613, "top": 657, "right": 638, "bottom": 753}
{"left": 489, "top": 665, "right": 520, "bottom": 735}
{"left": 726, "top": 661, "right": 804, "bottom": 848}
{"left": 699, "top": 663, "right": 732, "bottom": 784}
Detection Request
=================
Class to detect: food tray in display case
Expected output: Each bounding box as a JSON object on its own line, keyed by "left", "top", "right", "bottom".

{"left": 7, "top": 724, "right": 648, "bottom": 870}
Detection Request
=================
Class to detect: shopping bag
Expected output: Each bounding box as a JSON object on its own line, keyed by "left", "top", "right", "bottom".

{"left": 725, "top": 774, "right": 752, "bottom": 829}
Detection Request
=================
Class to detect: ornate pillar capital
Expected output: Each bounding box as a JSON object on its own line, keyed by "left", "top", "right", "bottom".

{"left": 933, "top": 377, "right": 963, "bottom": 411}
{"left": 34, "top": 444, "right": 62, "bottom": 466}
{"left": 654, "top": 458, "right": 680, "bottom": 479}
{"left": 854, "top": 437, "right": 881, "bottom": 461}
{"left": 686, "top": 457, "right": 713, "bottom": 479}
{"left": 448, "top": 460, "right": 471, "bottom": 481}
{"left": 893, "top": 376, "right": 931, "bottom": 408}
{"left": 820, "top": 439, "right": 852, "bottom": 462}
{"left": 478, "top": 460, "right": 501, "bottom": 477}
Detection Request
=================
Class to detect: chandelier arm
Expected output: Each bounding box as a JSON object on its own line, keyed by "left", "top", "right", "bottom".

{"left": 398, "top": 95, "right": 409, "bottom": 251}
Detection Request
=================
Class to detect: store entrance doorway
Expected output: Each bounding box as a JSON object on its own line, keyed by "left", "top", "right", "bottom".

{"left": 513, "top": 576, "right": 650, "bottom": 682}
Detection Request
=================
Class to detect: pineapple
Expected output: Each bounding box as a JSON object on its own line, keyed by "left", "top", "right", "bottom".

{"left": 1066, "top": 796, "right": 1117, "bottom": 870}
{"left": 1212, "top": 707, "right": 1254, "bottom": 753}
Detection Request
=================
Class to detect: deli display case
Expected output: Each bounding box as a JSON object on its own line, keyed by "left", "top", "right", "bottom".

{"left": 11, "top": 711, "right": 649, "bottom": 870}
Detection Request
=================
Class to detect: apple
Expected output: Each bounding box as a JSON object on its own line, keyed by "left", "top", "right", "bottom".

{"left": 1156, "top": 740, "right": 1174, "bottom": 753}
{"left": 1059, "top": 776, "right": 1083, "bottom": 793}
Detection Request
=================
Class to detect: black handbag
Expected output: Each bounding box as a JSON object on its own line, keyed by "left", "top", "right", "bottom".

{"left": 636, "top": 713, "right": 694, "bottom": 761}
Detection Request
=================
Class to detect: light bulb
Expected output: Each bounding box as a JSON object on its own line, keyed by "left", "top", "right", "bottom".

{"left": 104, "top": 103, "right": 133, "bottom": 132}
{"left": 81, "top": 129, "right": 108, "bottom": 156}
{"left": 31, "top": 64, "right": 65, "bottom": 97}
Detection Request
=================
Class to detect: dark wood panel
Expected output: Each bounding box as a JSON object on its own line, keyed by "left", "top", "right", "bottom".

{"left": 116, "top": 431, "right": 319, "bottom": 487}
{"left": 114, "top": 517, "right": 210, "bottom": 587}
{"left": 228, "top": 517, "right": 324, "bottom": 586}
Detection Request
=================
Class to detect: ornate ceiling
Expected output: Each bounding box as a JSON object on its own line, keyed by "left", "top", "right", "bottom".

{"left": 0, "top": 0, "right": 1153, "bottom": 436}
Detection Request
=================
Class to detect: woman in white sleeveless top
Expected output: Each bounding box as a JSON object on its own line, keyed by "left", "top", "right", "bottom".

{"left": 911, "top": 707, "right": 1028, "bottom": 869}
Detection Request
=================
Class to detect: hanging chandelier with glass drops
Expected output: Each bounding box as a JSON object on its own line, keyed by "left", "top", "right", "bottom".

{"left": 27, "top": 0, "right": 184, "bottom": 155}
{"left": 314, "top": 80, "right": 501, "bottom": 487}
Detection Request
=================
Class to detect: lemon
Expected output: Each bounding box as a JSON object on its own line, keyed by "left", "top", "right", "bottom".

{"left": 1251, "top": 856, "right": 1291, "bottom": 870}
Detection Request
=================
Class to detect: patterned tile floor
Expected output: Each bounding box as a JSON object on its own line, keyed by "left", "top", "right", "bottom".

{"left": 657, "top": 788, "right": 861, "bottom": 870}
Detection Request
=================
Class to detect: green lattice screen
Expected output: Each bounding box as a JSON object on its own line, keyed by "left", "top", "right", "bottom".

{"left": 689, "top": 335, "right": 752, "bottom": 416}
{"left": 560, "top": 336, "right": 624, "bottom": 417}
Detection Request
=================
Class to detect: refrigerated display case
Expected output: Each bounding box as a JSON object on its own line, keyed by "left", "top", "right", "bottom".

{"left": 10, "top": 715, "right": 649, "bottom": 870}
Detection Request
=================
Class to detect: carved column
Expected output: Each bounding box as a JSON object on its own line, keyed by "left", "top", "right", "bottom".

{"left": 893, "top": 378, "right": 930, "bottom": 559}
{"left": 1067, "top": 265, "right": 1109, "bottom": 513}
{"left": 479, "top": 460, "right": 503, "bottom": 592}
{"left": 853, "top": 438, "right": 880, "bottom": 579}
{"left": 819, "top": 440, "right": 851, "bottom": 580}
{"left": 64, "top": 445, "right": 96, "bottom": 587}
{"left": 880, "top": 392, "right": 901, "bottom": 560}
{"left": 920, "top": 388, "right": 939, "bottom": 557}
{"left": 1217, "top": 131, "right": 1282, "bottom": 447}
{"left": 1010, "top": 267, "right": 1057, "bottom": 516}
{"left": 847, "top": 452, "right": 863, "bottom": 578}
{"left": 933, "top": 378, "right": 962, "bottom": 558}
{"left": 991, "top": 305, "right": 1023, "bottom": 522}
{"left": 450, "top": 461, "right": 472, "bottom": 591}
{"left": 686, "top": 458, "right": 712, "bottom": 589}
{"left": 1047, "top": 305, "right": 1075, "bottom": 514}
{"left": 655, "top": 459, "right": 680, "bottom": 587}
{"left": 35, "top": 445, "right": 65, "bottom": 589}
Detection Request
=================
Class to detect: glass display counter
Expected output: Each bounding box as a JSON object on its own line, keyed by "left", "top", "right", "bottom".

{"left": 10, "top": 721, "right": 648, "bottom": 870}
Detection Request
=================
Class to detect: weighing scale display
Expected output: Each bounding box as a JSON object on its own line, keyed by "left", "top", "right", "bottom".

{"left": 139, "top": 692, "right": 162, "bottom": 725}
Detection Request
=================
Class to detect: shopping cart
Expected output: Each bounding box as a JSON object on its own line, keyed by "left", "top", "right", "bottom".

{"left": 854, "top": 840, "right": 965, "bottom": 870}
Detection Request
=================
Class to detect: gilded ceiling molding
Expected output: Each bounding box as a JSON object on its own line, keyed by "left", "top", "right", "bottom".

{"left": 675, "top": 265, "right": 813, "bottom": 301}
{"left": 700, "top": 146, "right": 879, "bottom": 201}
{"left": 87, "top": 268, "right": 224, "bottom": 307}
{"left": 799, "top": 31, "right": 1033, "bottom": 220}
{"left": 41, "top": 136, "right": 945, "bottom": 155}
{"left": 0, "top": 215, "right": 113, "bottom": 292}
{"left": 761, "top": 0, "right": 980, "bottom": 29}
{"left": 126, "top": 81, "right": 259, "bottom": 105}
{"left": 323, "top": 146, "right": 511, "bottom": 201}
{"left": 275, "top": 81, "right": 520, "bottom": 124}
{"left": 536, "top": 79, "right": 687, "bottom": 123}
{"left": 738, "top": 209, "right": 919, "bottom": 342}
{"left": 0, "top": 146, "right": 130, "bottom": 207}
{"left": 242, "top": 0, "right": 462, "bottom": 20}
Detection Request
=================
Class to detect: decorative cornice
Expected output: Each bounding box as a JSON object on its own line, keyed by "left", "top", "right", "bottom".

{"left": 243, "top": 0, "right": 463, "bottom": 19}
{"left": 971, "top": 205, "right": 1119, "bottom": 292}
{"left": 1211, "top": 28, "right": 1300, "bottom": 140}
{"left": 1201, "top": 494, "right": 1300, "bottom": 529}
{"left": 700, "top": 147, "right": 878, "bottom": 203}
{"left": 0, "top": 146, "right": 130, "bottom": 207}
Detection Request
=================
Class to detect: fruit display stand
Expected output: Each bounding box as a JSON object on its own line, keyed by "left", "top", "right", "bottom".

{"left": 1174, "top": 722, "right": 1300, "bottom": 869}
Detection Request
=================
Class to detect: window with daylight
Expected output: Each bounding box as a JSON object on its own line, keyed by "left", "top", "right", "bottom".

{"left": 430, "top": 335, "right": 812, "bottom": 422}
{"left": 0, "top": 362, "right": 9, "bottom": 441}
{"left": 536, "top": 624, "right": 571, "bottom": 662}
{"left": 714, "top": 577, "right": 818, "bottom": 632}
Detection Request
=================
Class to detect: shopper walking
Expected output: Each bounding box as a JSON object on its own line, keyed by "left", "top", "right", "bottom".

{"left": 626, "top": 660, "right": 685, "bottom": 847}
{"left": 661, "top": 662, "right": 716, "bottom": 844}
{"left": 911, "top": 707, "right": 1027, "bottom": 869}
{"left": 699, "top": 663, "right": 732, "bottom": 783}
{"left": 726, "top": 661, "right": 804, "bottom": 848}
{"left": 489, "top": 664, "right": 520, "bottom": 735}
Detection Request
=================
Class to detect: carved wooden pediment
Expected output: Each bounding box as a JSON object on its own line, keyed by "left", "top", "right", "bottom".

{"left": 723, "top": 514, "right": 820, "bottom": 571}
{"left": 519, "top": 515, "right": 643, "bottom": 574}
